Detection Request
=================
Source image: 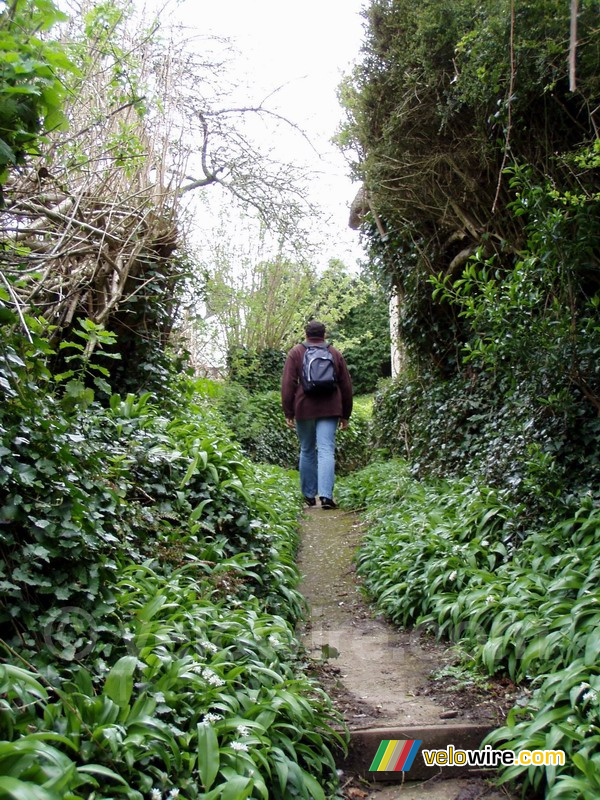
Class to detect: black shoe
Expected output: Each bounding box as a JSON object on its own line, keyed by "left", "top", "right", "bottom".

{"left": 320, "top": 497, "right": 337, "bottom": 509}
{"left": 304, "top": 496, "right": 316, "bottom": 506}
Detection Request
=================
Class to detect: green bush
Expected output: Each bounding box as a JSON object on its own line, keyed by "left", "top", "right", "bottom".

{"left": 0, "top": 562, "right": 344, "bottom": 799}
{"left": 227, "top": 346, "right": 287, "bottom": 394}
{"left": 217, "top": 383, "right": 373, "bottom": 477}
{"left": 371, "top": 364, "right": 600, "bottom": 525}
{"left": 216, "top": 383, "right": 299, "bottom": 469}
{"left": 0, "top": 0, "right": 73, "bottom": 187}
{"left": 340, "top": 0, "right": 600, "bottom": 526}
{"left": 329, "top": 282, "right": 391, "bottom": 395}
{"left": 335, "top": 395, "right": 373, "bottom": 476}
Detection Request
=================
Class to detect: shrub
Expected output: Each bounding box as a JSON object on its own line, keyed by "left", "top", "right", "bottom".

{"left": 0, "top": 561, "right": 345, "bottom": 799}
{"left": 216, "top": 383, "right": 299, "bottom": 469}
{"left": 217, "top": 383, "right": 373, "bottom": 476}
{"left": 336, "top": 394, "right": 372, "bottom": 475}
{"left": 371, "top": 365, "right": 600, "bottom": 524}
{"left": 227, "top": 346, "right": 287, "bottom": 394}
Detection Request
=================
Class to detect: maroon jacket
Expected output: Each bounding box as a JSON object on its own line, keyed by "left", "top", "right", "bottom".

{"left": 281, "top": 337, "right": 353, "bottom": 421}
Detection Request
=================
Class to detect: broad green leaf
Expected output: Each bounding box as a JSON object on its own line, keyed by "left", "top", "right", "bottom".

{"left": 191, "top": 499, "right": 213, "bottom": 521}
{"left": 0, "top": 664, "right": 47, "bottom": 699}
{"left": 77, "top": 764, "right": 129, "bottom": 786}
{"left": 0, "top": 137, "right": 16, "bottom": 165}
{"left": 197, "top": 722, "right": 220, "bottom": 791}
{"left": 136, "top": 593, "right": 167, "bottom": 623}
{"left": 179, "top": 455, "right": 199, "bottom": 488}
{"left": 103, "top": 656, "right": 138, "bottom": 708}
{"left": 301, "top": 768, "right": 326, "bottom": 800}
{"left": 584, "top": 630, "right": 600, "bottom": 666}
{"left": 219, "top": 776, "right": 253, "bottom": 800}
{"left": 0, "top": 777, "right": 55, "bottom": 800}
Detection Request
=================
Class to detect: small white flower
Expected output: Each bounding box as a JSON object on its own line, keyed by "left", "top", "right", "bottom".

{"left": 154, "top": 692, "right": 166, "bottom": 703}
{"left": 201, "top": 668, "right": 225, "bottom": 687}
{"left": 583, "top": 690, "right": 598, "bottom": 703}
{"left": 231, "top": 740, "right": 249, "bottom": 752}
{"left": 268, "top": 635, "right": 280, "bottom": 648}
{"left": 150, "top": 789, "right": 161, "bottom": 800}
{"left": 168, "top": 790, "right": 180, "bottom": 799}
{"left": 486, "top": 595, "right": 495, "bottom": 604}
{"left": 202, "top": 712, "right": 222, "bottom": 724}
{"left": 448, "top": 570, "right": 458, "bottom": 581}
{"left": 236, "top": 724, "right": 251, "bottom": 737}
{"left": 201, "top": 640, "right": 218, "bottom": 654}
{"left": 481, "top": 540, "right": 489, "bottom": 547}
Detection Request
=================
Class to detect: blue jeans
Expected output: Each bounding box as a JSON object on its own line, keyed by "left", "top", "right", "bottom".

{"left": 295, "top": 417, "right": 338, "bottom": 500}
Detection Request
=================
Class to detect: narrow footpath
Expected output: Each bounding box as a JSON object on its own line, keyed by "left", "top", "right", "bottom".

{"left": 298, "top": 506, "right": 515, "bottom": 800}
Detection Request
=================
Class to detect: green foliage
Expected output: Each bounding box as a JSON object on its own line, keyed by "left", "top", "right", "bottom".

{"left": 0, "top": 566, "right": 344, "bottom": 798}
{"left": 371, "top": 363, "right": 600, "bottom": 521}
{"left": 227, "top": 346, "right": 286, "bottom": 394}
{"left": 371, "top": 162, "right": 600, "bottom": 516}
{"left": 216, "top": 383, "right": 298, "bottom": 469}
{"left": 341, "top": 0, "right": 599, "bottom": 278}
{"left": 201, "top": 251, "right": 368, "bottom": 378}
{"left": 0, "top": 319, "right": 347, "bottom": 796}
{"left": 487, "top": 660, "right": 600, "bottom": 799}
{"left": 222, "top": 277, "right": 391, "bottom": 397}
{"left": 0, "top": 0, "right": 75, "bottom": 186}
{"left": 329, "top": 281, "right": 391, "bottom": 395}
{"left": 216, "top": 382, "right": 373, "bottom": 477}
{"left": 432, "top": 165, "right": 600, "bottom": 389}
{"left": 335, "top": 395, "right": 372, "bottom": 476}
{"left": 338, "top": 459, "right": 600, "bottom": 795}
{"left": 339, "top": 1, "right": 600, "bottom": 519}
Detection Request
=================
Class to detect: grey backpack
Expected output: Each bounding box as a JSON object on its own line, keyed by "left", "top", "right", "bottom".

{"left": 301, "top": 343, "right": 337, "bottom": 394}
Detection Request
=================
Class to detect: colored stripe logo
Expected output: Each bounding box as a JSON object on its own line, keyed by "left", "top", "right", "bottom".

{"left": 369, "top": 739, "right": 422, "bottom": 772}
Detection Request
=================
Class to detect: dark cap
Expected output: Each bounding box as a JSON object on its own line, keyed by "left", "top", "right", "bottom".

{"left": 305, "top": 320, "right": 326, "bottom": 338}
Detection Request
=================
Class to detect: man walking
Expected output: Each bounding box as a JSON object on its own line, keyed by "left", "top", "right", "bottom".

{"left": 281, "top": 320, "right": 353, "bottom": 509}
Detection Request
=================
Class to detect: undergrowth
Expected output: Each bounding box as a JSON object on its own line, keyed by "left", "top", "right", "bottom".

{"left": 212, "top": 381, "right": 372, "bottom": 476}
{"left": 0, "top": 314, "right": 346, "bottom": 799}
{"left": 338, "top": 460, "right": 600, "bottom": 798}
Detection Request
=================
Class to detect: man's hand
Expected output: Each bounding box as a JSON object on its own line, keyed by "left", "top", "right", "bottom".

{"left": 339, "top": 419, "right": 349, "bottom": 430}
{"left": 285, "top": 417, "right": 295, "bottom": 429}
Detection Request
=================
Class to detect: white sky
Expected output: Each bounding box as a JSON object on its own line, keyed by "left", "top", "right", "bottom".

{"left": 155, "top": 0, "right": 368, "bottom": 270}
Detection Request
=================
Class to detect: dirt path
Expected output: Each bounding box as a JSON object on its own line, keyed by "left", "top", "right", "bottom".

{"left": 297, "top": 506, "right": 515, "bottom": 800}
